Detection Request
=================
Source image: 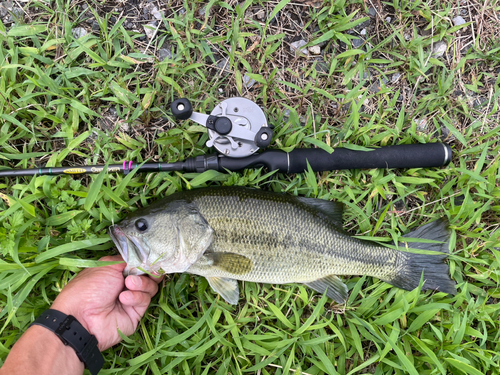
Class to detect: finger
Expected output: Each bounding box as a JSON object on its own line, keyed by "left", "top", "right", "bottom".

{"left": 99, "top": 255, "right": 124, "bottom": 262}
{"left": 125, "top": 275, "right": 159, "bottom": 297}
{"left": 119, "top": 290, "right": 151, "bottom": 309}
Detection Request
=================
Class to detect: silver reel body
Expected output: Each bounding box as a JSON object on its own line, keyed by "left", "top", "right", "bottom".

{"left": 171, "top": 97, "right": 272, "bottom": 158}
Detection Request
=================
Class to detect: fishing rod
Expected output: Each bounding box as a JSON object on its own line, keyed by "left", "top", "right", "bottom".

{"left": 0, "top": 97, "right": 452, "bottom": 179}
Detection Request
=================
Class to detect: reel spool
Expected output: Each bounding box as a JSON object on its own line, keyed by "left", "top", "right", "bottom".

{"left": 171, "top": 97, "right": 272, "bottom": 158}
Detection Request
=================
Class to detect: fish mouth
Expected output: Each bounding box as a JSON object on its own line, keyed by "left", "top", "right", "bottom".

{"left": 109, "top": 225, "right": 148, "bottom": 275}
{"left": 109, "top": 226, "right": 128, "bottom": 259}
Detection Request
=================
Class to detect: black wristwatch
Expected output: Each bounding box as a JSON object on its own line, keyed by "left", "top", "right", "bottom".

{"left": 30, "top": 309, "right": 104, "bottom": 375}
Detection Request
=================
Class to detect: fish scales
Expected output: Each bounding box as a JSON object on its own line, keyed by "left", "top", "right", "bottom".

{"left": 188, "top": 190, "right": 399, "bottom": 284}
{"left": 109, "top": 187, "right": 456, "bottom": 304}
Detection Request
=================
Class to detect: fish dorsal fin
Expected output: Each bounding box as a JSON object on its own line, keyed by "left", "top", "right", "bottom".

{"left": 206, "top": 277, "right": 239, "bottom": 305}
{"left": 305, "top": 275, "right": 348, "bottom": 304}
{"left": 205, "top": 252, "right": 254, "bottom": 275}
{"left": 296, "top": 196, "right": 344, "bottom": 227}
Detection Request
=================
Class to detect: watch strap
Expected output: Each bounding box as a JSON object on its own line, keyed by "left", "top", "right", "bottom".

{"left": 30, "top": 309, "right": 104, "bottom": 375}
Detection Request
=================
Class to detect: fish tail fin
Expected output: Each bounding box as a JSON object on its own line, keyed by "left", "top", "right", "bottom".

{"left": 384, "top": 219, "right": 456, "bottom": 295}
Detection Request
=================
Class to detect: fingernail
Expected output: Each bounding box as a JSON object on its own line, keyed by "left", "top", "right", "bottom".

{"left": 132, "top": 276, "right": 142, "bottom": 288}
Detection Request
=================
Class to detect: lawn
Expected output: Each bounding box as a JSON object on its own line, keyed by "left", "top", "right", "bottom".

{"left": 0, "top": 0, "right": 499, "bottom": 374}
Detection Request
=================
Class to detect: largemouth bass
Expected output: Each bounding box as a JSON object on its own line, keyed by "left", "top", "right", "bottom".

{"left": 109, "top": 187, "right": 456, "bottom": 304}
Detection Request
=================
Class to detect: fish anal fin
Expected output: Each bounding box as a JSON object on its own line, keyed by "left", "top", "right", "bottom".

{"left": 296, "top": 196, "right": 343, "bottom": 227}
{"left": 305, "top": 275, "right": 348, "bottom": 304}
{"left": 206, "top": 252, "right": 254, "bottom": 275}
{"left": 207, "top": 277, "right": 239, "bottom": 305}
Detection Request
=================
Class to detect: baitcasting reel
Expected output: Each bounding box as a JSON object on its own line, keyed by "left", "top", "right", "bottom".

{"left": 170, "top": 98, "right": 273, "bottom": 158}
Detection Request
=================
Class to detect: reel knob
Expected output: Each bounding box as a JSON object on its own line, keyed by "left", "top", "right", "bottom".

{"left": 255, "top": 126, "right": 273, "bottom": 148}
{"left": 170, "top": 98, "right": 193, "bottom": 120}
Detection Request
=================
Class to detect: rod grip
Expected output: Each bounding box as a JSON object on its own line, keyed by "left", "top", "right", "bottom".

{"left": 287, "top": 143, "right": 452, "bottom": 173}
{"left": 218, "top": 150, "right": 288, "bottom": 172}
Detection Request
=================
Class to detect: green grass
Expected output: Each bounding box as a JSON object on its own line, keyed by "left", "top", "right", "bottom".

{"left": 1, "top": 0, "right": 500, "bottom": 374}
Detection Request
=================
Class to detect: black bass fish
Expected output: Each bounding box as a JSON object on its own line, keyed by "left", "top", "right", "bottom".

{"left": 109, "top": 187, "right": 456, "bottom": 304}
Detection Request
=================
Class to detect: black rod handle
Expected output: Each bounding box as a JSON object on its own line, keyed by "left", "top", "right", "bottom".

{"left": 218, "top": 150, "right": 288, "bottom": 172}
{"left": 286, "top": 143, "right": 452, "bottom": 173}
{"left": 218, "top": 143, "right": 452, "bottom": 173}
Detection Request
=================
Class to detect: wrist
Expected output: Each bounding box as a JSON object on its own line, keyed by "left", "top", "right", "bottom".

{"left": 32, "top": 325, "right": 85, "bottom": 370}
{"left": 51, "top": 301, "right": 92, "bottom": 334}
{"left": 1, "top": 325, "right": 85, "bottom": 375}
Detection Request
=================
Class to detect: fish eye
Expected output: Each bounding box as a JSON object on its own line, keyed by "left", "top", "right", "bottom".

{"left": 135, "top": 219, "right": 148, "bottom": 231}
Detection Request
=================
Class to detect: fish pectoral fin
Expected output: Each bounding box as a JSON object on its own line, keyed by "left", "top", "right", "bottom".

{"left": 305, "top": 275, "right": 348, "bottom": 304}
{"left": 206, "top": 277, "right": 239, "bottom": 305}
{"left": 205, "top": 252, "right": 253, "bottom": 275}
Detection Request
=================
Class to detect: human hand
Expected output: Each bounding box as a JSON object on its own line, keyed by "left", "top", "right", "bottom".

{"left": 51, "top": 255, "right": 162, "bottom": 351}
